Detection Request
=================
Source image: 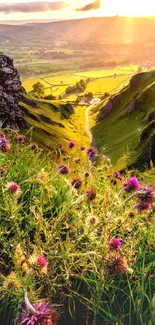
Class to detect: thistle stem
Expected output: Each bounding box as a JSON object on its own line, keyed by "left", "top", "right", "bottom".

{"left": 24, "top": 292, "right": 37, "bottom": 314}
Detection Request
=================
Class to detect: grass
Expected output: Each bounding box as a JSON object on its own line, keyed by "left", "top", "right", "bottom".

{"left": 89, "top": 70, "right": 155, "bottom": 169}
{"left": 20, "top": 96, "right": 90, "bottom": 150}
{"left": 22, "top": 66, "right": 135, "bottom": 98}
{"left": 0, "top": 132, "right": 155, "bottom": 325}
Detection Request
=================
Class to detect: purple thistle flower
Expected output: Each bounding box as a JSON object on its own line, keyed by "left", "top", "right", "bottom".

{"left": 69, "top": 141, "right": 75, "bottom": 149}
{"left": 90, "top": 217, "right": 96, "bottom": 224}
{"left": 9, "top": 182, "right": 19, "bottom": 192}
{"left": 137, "top": 186, "right": 155, "bottom": 204}
{"left": 86, "top": 187, "right": 97, "bottom": 201}
{"left": 72, "top": 178, "right": 82, "bottom": 189}
{"left": 58, "top": 165, "right": 70, "bottom": 175}
{"left": 109, "top": 238, "right": 122, "bottom": 250}
{"left": 18, "top": 135, "right": 25, "bottom": 143}
{"left": 0, "top": 168, "right": 6, "bottom": 174}
{"left": 18, "top": 301, "right": 59, "bottom": 325}
{"left": 0, "top": 135, "right": 10, "bottom": 152}
{"left": 124, "top": 177, "right": 140, "bottom": 193}
{"left": 37, "top": 256, "right": 47, "bottom": 267}
{"left": 86, "top": 147, "right": 97, "bottom": 163}
{"left": 134, "top": 200, "right": 151, "bottom": 213}
{"left": 113, "top": 171, "right": 122, "bottom": 180}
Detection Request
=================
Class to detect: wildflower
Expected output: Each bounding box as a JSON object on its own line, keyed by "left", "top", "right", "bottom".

{"left": 90, "top": 217, "right": 96, "bottom": 224}
{"left": 84, "top": 171, "right": 90, "bottom": 178}
{"left": 103, "top": 155, "right": 110, "bottom": 162}
{"left": 137, "top": 186, "right": 155, "bottom": 203}
{"left": 9, "top": 182, "right": 19, "bottom": 193}
{"left": 81, "top": 146, "right": 85, "bottom": 151}
{"left": 58, "top": 165, "right": 70, "bottom": 175}
{"left": 129, "top": 212, "right": 134, "bottom": 217}
{"left": 105, "top": 252, "right": 133, "bottom": 275}
{"left": 113, "top": 171, "right": 122, "bottom": 180}
{"left": 0, "top": 135, "right": 10, "bottom": 152}
{"left": 123, "top": 177, "right": 140, "bottom": 193}
{"left": 37, "top": 256, "right": 47, "bottom": 268}
{"left": 134, "top": 200, "right": 151, "bottom": 213}
{"left": 18, "top": 297, "right": 59, "bottom": 325}
{"left": 0, "top": 167, "right": 6, "bottom": 174}
{"left": 18, "top": 135, "right": 25, "bottom": 143}
{"left": 72, "top": 178, "right": 82, "bottom": 189}
{"left": 86, "top": 187, "right": 97, "bottom": 201}
{"left": 69, "top": 141, "right": 75, "bottom": 149}
{"left": 30, "top": 143, "right": 38, "bottom": 151}
{"left": 109, "top": 238, "right": 122, "bottom": 250}
{"left": 87, "top": 147, "right": 97, "bottom": 162}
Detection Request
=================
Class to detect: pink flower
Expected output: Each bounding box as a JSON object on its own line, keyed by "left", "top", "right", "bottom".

{"left": 134, "top": 201, "right": 151, "bottom": 213}
{"left": 109, "top": 238, "right": 122, "bottom": 249}
{"left": 0, "top": 168, "right": 6, "bottom": 174}
{"left": 69, "top": 141, "right": 75, "bottom": 149}
{"left": 18, "top": 135, "right": 25, "bottom": 143}
{"left": 9, "top": 182, "right": 19, "bottom": 192}
{"left": 86, "top": 147, "right": 97, "bottom": 163}
{"left": 90, "top": 217, "right": 96, "bottom": 224}
{"left": 37, "top": 256, "right": 47, "bottom": 267}
{"left": 124, "top": 177, "right": 140, "bottom": 192}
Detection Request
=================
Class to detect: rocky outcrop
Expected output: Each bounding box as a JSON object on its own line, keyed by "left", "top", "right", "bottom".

{"left": 97, "top": 100, "right": 113, "bottom": 121}
{"left": 0, "top": 54, "right": 29, "bottom": 129}
{"left": 39, "top": 114, "right": 65, "bottom": 128}
{"left": 65, "top": 103, "right": 74, "bottom": 114}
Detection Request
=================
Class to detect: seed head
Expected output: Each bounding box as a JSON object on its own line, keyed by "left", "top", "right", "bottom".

{"left": 72, "top": 178, "right": 82, "bottom": 189}
{"left": 86, "top": 187, "right": 96, "bottom": 201}
{"left": 58, "top": 165, "right": 70, "bottom": 175}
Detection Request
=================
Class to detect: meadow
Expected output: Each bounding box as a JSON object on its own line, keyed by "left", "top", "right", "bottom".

{"left": 21, "top": 66, "right": 136, "bottom": 99}
{"left": 0, "top": 131, "right": 155, "bottom": 325}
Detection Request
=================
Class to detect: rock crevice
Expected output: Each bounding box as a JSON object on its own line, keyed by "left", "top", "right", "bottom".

{"left": 0, "top": 54, "right": 29, "bottom": 129}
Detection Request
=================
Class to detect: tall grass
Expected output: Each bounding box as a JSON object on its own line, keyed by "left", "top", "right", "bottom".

{"left": 0, "top": 131, "right": 155, "bottom": 324}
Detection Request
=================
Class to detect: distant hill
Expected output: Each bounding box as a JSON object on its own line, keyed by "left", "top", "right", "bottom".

{"left": 1, "top": 16, "right": 155, "bottom": 44}
{"left": 90, "top": 70, "right": 155, "bottom": 169}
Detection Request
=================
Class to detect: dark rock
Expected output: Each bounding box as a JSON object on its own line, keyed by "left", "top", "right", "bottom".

{"left": 97, "top": 100, "right": 113, "bottom": 121}
{"left": 21, "top": 95, "right": 39, "bottom": 108}
{"left": 127, "top": 103, "right": 135, "bottom": 115}
{"left": 65, "top": 103, "right": 75, "bottom": 114}
{"left": 0, "top": 53, "right": 29, "bottom": 129}
{"left": 40, "top": 114, "right": 65, "bottom": 128}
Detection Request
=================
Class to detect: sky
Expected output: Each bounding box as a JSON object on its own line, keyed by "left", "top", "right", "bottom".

{"left": 0, "top": 0, "right": 155, "bottom": 21}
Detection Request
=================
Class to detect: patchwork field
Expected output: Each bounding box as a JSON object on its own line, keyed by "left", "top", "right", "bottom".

{"left": 22, "top": 66, "right": 136, "bottom": 98}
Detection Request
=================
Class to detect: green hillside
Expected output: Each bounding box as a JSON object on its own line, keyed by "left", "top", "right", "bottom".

{"left": 90, "top": 71, "right": 155, "bottom": 169}
{"left": 20, "top": 96, "right": 90, "bottom": 150}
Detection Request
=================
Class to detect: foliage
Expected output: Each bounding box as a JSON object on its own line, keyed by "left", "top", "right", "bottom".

{"left": 0, "top": 132, "right": 155, "bottom": 325}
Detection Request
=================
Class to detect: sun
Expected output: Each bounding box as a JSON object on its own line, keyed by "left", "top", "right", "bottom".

{"left": 99, "top": 0, "right": 155, "bottom": 17}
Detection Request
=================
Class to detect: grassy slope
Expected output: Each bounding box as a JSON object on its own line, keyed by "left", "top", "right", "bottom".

{"left": 0, "top": 137, "right": 155, "bottom": 325}
{"left": 20, "top": 96, "right": 90, "bottom": 149}
{"left": 90, "top": 71, "right": 155, "bottom": 169}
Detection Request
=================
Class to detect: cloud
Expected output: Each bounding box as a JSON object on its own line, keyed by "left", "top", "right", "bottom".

{"left": 76, "top": 0, "right": 102, "bottom": 11}
{"left": 0, "top": 2, "right": 67, "bottom": 14}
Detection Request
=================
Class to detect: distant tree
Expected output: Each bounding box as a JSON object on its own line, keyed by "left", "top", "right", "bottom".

{"left": 33, "top": 82, "right": 45, "bottom": 97}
